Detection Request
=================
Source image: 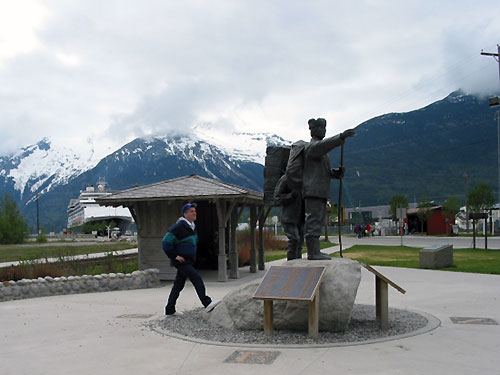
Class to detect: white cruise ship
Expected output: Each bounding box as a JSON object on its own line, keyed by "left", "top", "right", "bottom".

{"left": 67, "top": 180, "right": 133, "bottom": 233}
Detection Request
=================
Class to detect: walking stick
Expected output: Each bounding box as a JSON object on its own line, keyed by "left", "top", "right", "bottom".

{"left": 338, "top": 141, "right": 345, "bottom": 258}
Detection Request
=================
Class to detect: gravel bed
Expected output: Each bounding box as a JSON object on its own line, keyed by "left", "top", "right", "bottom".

{"left": 146, "top": 304, "right": 430, "bottom": 346}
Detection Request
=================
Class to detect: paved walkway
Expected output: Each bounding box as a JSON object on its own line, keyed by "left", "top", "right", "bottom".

{"left": 0, "top": 248, "right": 139, "bottom": 268}
{"left": 340, "top": 234, "right": 500, "bottom": 249}
{"left": 2, "top": 241, "right": 500, "bottom": 374}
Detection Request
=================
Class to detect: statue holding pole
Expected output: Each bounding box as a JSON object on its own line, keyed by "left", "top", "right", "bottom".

{"left": 302, "top": 118, "right": 354, "bottom": 260}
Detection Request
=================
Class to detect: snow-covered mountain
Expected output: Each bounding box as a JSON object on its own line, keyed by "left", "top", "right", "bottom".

{"left": 0, "top": 138, "right": 97, "bottom": 202}
{"left": 0, "top": 130, "right": 289, "bottom": 202}
{"left": 192, "top": 123, "right": 290, "bottom": 164}
{"left": 2, "top": 90, "right": 499, "bottom": 232}
{"left": 0, "top": 130, "right": 289, "bottom": 230}
{"left": 92, "top": 134, "right": 269, "bottom": 192}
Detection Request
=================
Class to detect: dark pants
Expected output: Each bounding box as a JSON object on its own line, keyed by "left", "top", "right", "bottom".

{"left": 304, "top": 197, "right": 327, "bottom": 238}
{"left": 283, "top": 222, "right": 304, "bottom": 259}
{"left": 165, "top": 263, "right": 212, "bottom": 314}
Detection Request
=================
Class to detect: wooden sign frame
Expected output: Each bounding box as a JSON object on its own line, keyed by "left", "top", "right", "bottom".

{"left": 253, "top": 266, "right": 327, "bottom": 338}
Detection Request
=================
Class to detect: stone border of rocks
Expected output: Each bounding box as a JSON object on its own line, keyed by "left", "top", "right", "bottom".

{"left": 0, "top": 268, "right": 161, "bottom": 302}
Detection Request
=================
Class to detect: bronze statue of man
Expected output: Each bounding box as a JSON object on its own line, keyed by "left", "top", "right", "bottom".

{"left": 303, "top": 118, "right": 354, "bottom": 260}
{"left": 274, "top": 174, "right": 304, "bottom": 260}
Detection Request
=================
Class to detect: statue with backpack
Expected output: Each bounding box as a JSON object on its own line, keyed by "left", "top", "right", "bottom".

{"left": 265, "top": 118, "right": 354, "bottom": 261}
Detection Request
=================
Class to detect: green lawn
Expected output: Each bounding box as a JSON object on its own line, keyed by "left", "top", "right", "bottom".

{"left": 6, "top": 242, "right": 500, "bottom": 276}
{"left": 331, "top": 244, "right": 500, "bottom": 275}
{"left": 0, "top": 242, "right": 137, "bottom": 263}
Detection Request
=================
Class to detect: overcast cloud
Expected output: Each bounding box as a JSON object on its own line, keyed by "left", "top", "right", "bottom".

{"left": 0, "top": 0, "right": 499, "bottom": 160}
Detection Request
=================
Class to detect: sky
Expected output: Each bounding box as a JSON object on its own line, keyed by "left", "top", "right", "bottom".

{"left": 0, "top": 0, "right": 499, "bottom": 161}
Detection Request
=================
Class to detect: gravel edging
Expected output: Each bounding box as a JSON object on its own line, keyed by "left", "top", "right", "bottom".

{"left": 145, "top": 304, "right": 440, "bottom": 348}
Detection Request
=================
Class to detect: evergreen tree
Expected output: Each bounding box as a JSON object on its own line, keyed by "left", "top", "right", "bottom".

{"left": 0, "top": 193, "right": 28, "bottom": 244}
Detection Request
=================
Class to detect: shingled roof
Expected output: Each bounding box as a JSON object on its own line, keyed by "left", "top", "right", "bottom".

{"left": 95, "top": 174, "right": 263, "bottom": 207}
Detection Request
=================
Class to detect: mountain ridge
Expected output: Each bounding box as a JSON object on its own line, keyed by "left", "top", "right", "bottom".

{"left": 0, "top": 131, "right": 284, "bottom": 231}
{"left": 334, "top": 90, "right": 499, "bottom": 206}
{"left": 1, "top": 90, "right": 499, "bottom": 231}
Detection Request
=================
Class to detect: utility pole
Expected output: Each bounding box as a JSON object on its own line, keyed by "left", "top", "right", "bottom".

{"left": 481, "top": 44, "right": 500, "bottom": 85}
{"left": 463, "top": 171, "right": 469, "bottom": 233}
{"left": 481, "top": 45, "right": 500, "bottom": 207}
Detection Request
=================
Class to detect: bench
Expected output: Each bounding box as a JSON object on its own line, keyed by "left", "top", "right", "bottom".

{"left": 419, "top": 244, "right": 453, "bottom": 269}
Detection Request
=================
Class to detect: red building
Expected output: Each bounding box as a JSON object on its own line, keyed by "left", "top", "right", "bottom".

{"left": 407, "top": 206, "right": 455, "bottom": 235}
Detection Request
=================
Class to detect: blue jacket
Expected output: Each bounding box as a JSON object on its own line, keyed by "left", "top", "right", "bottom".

{"left": 162, "top": 219, "right": 198, "bottom": 265}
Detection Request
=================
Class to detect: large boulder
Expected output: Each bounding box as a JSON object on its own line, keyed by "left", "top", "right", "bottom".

{"left": 208, "top": 258, "right": 361, "bottom": 332}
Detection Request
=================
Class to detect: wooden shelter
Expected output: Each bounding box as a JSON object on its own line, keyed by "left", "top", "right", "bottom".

{"left": 96, "top": 175, "right": 269, "bottom": 281}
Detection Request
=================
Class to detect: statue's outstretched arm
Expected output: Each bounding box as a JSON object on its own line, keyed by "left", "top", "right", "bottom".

{"left": 307, "top": 134, "right": 343, "bottom": 158}
{"left": 308, "top": 129, "right": 355, "bottom": 158}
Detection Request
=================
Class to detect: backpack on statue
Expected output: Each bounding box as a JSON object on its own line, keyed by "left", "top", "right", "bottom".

{"left": 285, "top": 140, "right": 306, "bottom": 192}
{"left": 263, "top": 145, "right": 290, "bottom": 206}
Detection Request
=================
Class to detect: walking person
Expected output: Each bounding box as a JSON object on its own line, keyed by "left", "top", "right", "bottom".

{"left": 162, "top": 202, "right": 220, "bottom": 316}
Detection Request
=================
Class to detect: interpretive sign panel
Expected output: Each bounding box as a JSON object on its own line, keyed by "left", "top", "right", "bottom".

{"left": 253, "top": 265, "right": 327, "bottom": 338}
{"left": 253, "top": 266, "right": 326, "bottom": 301}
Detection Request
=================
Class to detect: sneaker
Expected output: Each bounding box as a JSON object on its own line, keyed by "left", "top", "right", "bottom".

{"left": 165, "top": 311, "right": 184, "bottom": 317}
{"left": 205, "top": 300, "right": 221, "bottom": 312}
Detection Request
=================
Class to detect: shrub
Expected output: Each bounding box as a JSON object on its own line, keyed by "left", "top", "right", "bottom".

{"left": 36, "top": 231, "right": 48, "bottom": 243}
{"left": 237, "top": 229, "right": 287, "bottom": 266}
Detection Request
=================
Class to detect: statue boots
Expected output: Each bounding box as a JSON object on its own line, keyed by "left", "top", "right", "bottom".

{"left": 296, "top": 238, "right": 303, "bottom": 259}
{"left": 287, "top": 239, "right": 298, "bottom": 260}
{"left": 306, "top": 237, "right": 331, "bottom": 260}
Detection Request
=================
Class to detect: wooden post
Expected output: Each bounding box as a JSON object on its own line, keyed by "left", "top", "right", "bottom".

{"left": 362, "top": 263, "right": 405, "bottom": 332}
{"left": 250, "top": 206, "right": 257, "bottom": 273}
{"left": 485, "top": 217, "right": 488, "bottom": 250}
{"left": 308, "top": 292, "right": 320, "bottom": 338}
{"left": 215, "top": 199, "right": 237, "bottom": 281}
{"left": 472, "top": 218, "right": 476, "bottom": 249}
{"left": 229, "top": 207, "right": 239, "bottom": 279}
{"left": 263, "top": 300, "right": 273, "bottom": 335}
{"left": 216, "top": 199, "right": 228, "bottom": 282}
{"left": 375, "top": 276, "right": 389, "bottom": 330}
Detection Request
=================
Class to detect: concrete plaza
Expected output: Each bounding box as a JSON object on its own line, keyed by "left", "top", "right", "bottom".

{"left": 1, "top": 237, "right": 499, "bottom": 374}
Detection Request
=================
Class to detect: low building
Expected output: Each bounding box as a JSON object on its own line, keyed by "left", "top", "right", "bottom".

{"left": 456, "top": 204, "right": 500, "bottom": 234}
{"left": 345, "top": 203, "right": 419, "bottom": 224}
{"left": 96, "top": 175, "right": 267, "bottom": 281}
{"left": 407, "top": 206, "right": 455, "bottom": 235}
